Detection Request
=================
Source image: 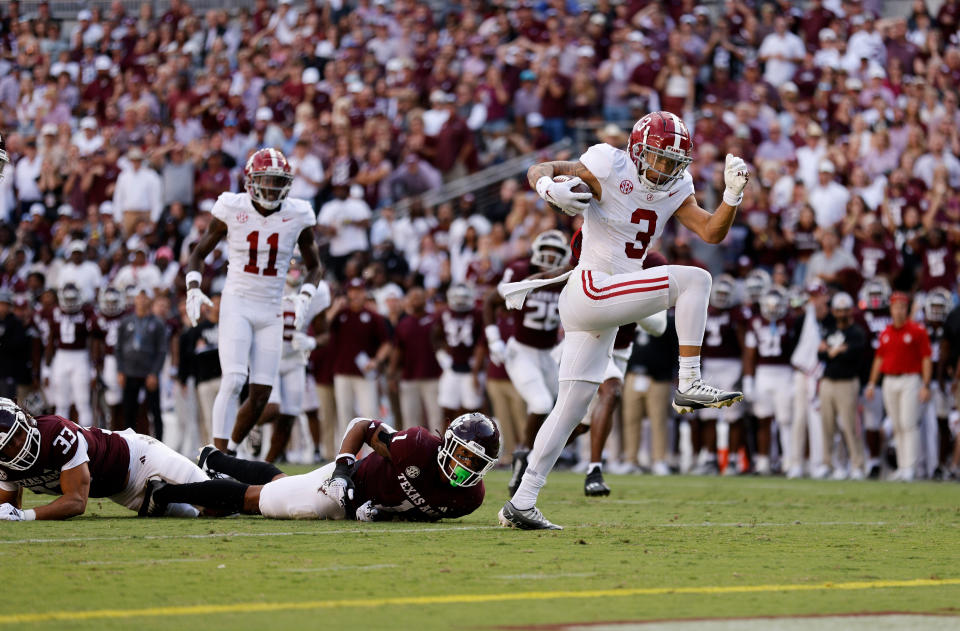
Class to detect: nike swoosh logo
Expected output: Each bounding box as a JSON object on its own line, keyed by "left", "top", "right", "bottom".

{"left": 282, "top": 217, "right": 294, "bottom": 222}
{"left": 669, "top": 189, "right": 681, "bottom": 197}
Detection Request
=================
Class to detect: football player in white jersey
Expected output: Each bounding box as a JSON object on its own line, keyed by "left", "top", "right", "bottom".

{"left": 499, "top": 111, "right": 749, "bottom": 530}
{"left": 185, "top": 148, "right": 323, "bottom": 454}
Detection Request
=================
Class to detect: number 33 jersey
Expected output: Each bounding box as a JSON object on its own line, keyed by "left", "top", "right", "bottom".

{"left": 212, "top": 192, "right": 317, "bottom": 304}
{"left": 577, "top": 143, "right": 694, "bottom": 276}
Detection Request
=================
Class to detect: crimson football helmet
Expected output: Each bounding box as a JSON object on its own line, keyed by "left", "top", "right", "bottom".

{"left": 0, "top": 398, "right": 41, "bottom": 471}
{"left": 628, "top": 111, "right": 693, "bottom": 191}
{"left": 924, "top": 287, "right": 952, "bottom": 323}
{"left": 98, "top": 286, "right": 125, "bottom": 317}
{"left": 710, "top": 274, "right": 737, "bottom": 310}
{"left": 0, "top": 131, "right": 8, "bottom": 181}
{"left": 744, "top": 269, "right": 772, "bottom": 305}
{"left": 58, "top": 283, "right": 83, "bottom": 313}
{"left": 446, "top": 283, "right": 474, "bottom": 312}
{"left": 437, "top": 412, "right": 501, "bottom": 488}
{"left": 759, "top": 287, "right": 789, "bottom": 322}
{"left": 244, "top": 148, "right": 293, "bottom": 210}
{"left": 531, "top": 229, "right": 571, "bottom": 270}
{"left": 859, "top": 277, "right": 891, "bottom": 310}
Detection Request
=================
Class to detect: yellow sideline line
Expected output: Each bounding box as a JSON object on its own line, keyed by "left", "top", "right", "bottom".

{"left": 5, "top": 578, "right": 960, "bottom": 624}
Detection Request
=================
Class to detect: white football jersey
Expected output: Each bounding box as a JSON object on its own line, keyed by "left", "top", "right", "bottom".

{"left": 577, "top": 143, "right": 694, "bottom": 275}
{"left": 212, "top": 192, "right": 317, "bottom": 304}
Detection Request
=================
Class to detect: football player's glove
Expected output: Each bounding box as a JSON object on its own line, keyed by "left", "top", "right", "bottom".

{"left": 435, "top": 350, "right": 453, "bottom": 371}
{"left": 0, "top": 503, "right": 27, "bottom": 521}
{"left": 354, "top": 500, "right": 383, "bottom": 522}
{"left": 484, "top": 325, "right": 507, "bottom": 366}
{"left": 186, "top": 286, "right": 213, "bottom": 327}
{"left": 294, "top": 283, "right": 317, "bottom": 330}
{"left": 723, "top": 153, "right": 750, "bottom": 206}
{"left": 290, "top": 331, "right": 317, "bottom": 353}
{"left": 320, "top": 457, "right": 356, "bottom": 509}
{"left": 535, "top": 176, "right": 591, "bottom": 215}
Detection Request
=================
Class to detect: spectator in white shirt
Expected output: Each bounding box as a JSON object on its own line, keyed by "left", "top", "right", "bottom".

{"left": 112, "top": 147, "right": 162, "bottom": 237}
{"left": 808, "top": 160, "right": 851, "bottom": 229}
{"left": 758, "top": 17, "right": 805, "bottom": 87}
{"left": 754, "top": 121, "right": 795, "bottom": 166}
{"left": 317, "top": 182, "right": 372, "bottom": 280}
{"left": 913, "top": 135, "right": 960, "bottom": 189}
{"left": 154, "top": 247, "right": 180, "bottom": 289}
{"left": 795, "top": 123, "right": 827, "bottom": 190}
{"left": 805, "top": 228, "right": 858, "bottom": 287}
{"left": 287, "top": 138, "right": 325, "bottom": 202}
{"left": 113, "top": 243, "right": 162, "bottom": 294}
{"left": 14, "top": 140, "right": 43, "bottom": 217}
{"left": 72, "top": 116, "right": 103, "bottom": 156}
{"left": 56, "top": 240, "right": 103, "bottom": 303}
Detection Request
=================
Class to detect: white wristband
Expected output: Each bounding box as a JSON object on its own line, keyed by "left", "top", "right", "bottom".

{"left": 186, "top": 270, "right": 203, "bottom": 287}
{"left": 484, "top": 324, "right": 502, "bottom": 344}
{"left": 300, "top": 282, "right": 317, "bottom": 298}
{"left": 24, "top": 509, "right": 36, "bottom": 521}
{"left": 723, "top": 188, "right": 743, "bottom": 207}
{"left": 535, "top": 176, "right": 553, "bottom": 200}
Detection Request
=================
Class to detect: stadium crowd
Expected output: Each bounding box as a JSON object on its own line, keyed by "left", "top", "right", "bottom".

{"left": 1, "top": 0, "right": 960, "bottom": 482}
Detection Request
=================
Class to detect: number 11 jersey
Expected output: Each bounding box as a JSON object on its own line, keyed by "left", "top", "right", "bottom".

{"left": 212, "top": 192, "right": 317, "bottom": 304}
{"left": 577, "top": 143, "right": 694, "bottom": 276}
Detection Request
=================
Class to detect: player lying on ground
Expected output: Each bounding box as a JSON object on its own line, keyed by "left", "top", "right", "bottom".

{"left": 0, "top": 398, "right": 208, "bottom": 520}
{"left": 497, "top": 111, "right": 750, "bottom": 530}
{"left": 139, "top": 413, "right": 502, "bottom": 521}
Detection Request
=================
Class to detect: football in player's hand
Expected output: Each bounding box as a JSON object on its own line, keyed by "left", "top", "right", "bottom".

{"left": 547, "top": 175, "right": 591, "bottom": 212}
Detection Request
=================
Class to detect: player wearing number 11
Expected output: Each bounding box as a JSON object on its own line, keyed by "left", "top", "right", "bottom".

{"left": 499, "top": 111, "right": 750, "bottom": 530}
{"left": 185, "top": 148, "right": 323, "bottom": 454}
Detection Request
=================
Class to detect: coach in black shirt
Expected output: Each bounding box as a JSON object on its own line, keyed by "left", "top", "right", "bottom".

{"left": 817, "top": 292, "right": 868, "bottom": 478}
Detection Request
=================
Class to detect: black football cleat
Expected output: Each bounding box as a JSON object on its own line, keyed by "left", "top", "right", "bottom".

{"left": 672, "top": 380, "right": 743, "bottom": 414}
{"left": 498, "top": 501, "right": 562, "bottom": 530}
{"left": 197, "top": 444, "right": 218, "bottom": 473}
{"left": 584, "top": 466, "right": 611, "bottom": 496}
{"left": 508, "top": 447, "right": 529, "bottom": 497}
{"left": 138, "top": 479, "right": 169, "bottom": 517}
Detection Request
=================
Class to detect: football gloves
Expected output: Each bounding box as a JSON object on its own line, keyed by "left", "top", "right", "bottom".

{"left": 320, "top": 457, "right": 356, "bottom": 510}
{"left": 0, "top": 503, "right": 27, "bottom": 521}
{"left": 354, "top": 500, "right": 383, "bottom": 522}
{"left": 294, "top": 283, "right": 317, "bottom": 330}
{"left": 723, "top": 153, "right": 750, "bottom": 206}
{"left": 484, "top": 325, "right": 507, "bottom": 366}
{"left": 290, "top": 331, "right": 317, "bottom": 353}
{"left": 186, "top": 286, "right": 213, "bottom": 327}
{"left": 536, "top": 176, "right": 591, "bottom": 216}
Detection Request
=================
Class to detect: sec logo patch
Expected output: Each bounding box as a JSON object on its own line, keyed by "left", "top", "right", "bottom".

{"left": 405, "top": 466, "right": 420, "bottom": 479}
{"left": 620, "top": 179, "right": 634, "bottom": 194}
{"left": 236, "top": 211, "right": 248, "bottom": 224}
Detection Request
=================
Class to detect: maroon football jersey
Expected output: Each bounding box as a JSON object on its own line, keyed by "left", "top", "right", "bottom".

{"left": 440, "top": 308, "right": 482, "bottom": 372}
{"left": 93, "top": 311, "right": 124, "bottom": 355}
{"left": 614, "top": 322, "right": 637, "bottom": 350}
{"left": 747, "top": 315, "right": 798, "bottom": 366}
{"left": 353, "top": 427, "right": 484, "bottom": 520}
{"left": 0, "top": 415, "right": 130, "bottom": 498}
{"left": 919, "top": 244, "right": 956, "bottom": 291}
{"left": 49, "top": 305, "right": 99, "bottom": 352}
{"left": 394, "top": 312, "right": 442, "bottom": 381}
{"left": 703, "top": 306, "right": 743, "bottom": 359}
{"left": 329, "top": 307, "right": 392, "bottom": 377}
{"left": 501, "top": 259, "right": 561, "bottom": 349}
{"left": 853, "top": 238, "right": 900, "bottom": 280}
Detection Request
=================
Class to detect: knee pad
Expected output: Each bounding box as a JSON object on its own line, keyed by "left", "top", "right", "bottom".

{"left": 220, "top": 373, "right": 247, "bottom": 399}
{"left": 669, "top": 264, "right": 712, "bottom": 295}
{"left": 525, "top": 388, "right": 555, "bottom": 416}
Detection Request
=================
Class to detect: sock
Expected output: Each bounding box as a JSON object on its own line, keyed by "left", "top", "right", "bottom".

{"left": 511, "top": 380, "right": 598, "bottom": 510}
{"left": 155, "top": 480, "right": 249, "bottom": 513}
{"left": 678, "top": 356, "right": 701, "bottom": 392}
{"left": 208, "top": 450, "right": 284, "bottom": 485}
{"left": 588, "top": 461, "right": 602, "bottom": 474}
{"left": 227, "top": 439, "right": 239, "bottom": 452}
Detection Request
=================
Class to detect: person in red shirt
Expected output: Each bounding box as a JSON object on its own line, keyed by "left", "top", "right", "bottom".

{"left": 389, "top": 287, "right": 443, "bottom": 432}
{"left": 865, "top": 292, "right": 932, "bottom": 481}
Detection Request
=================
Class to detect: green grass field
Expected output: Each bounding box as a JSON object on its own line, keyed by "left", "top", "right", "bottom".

{"left": 4, "top": 469, "right": 960, "bottom": 630}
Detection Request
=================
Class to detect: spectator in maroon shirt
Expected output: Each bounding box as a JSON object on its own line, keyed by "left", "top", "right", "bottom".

{"left": 389, "top": 287, "right": 442, "bottom": 432}
{"left": 194, "top": 151, "right": 231, "bottom": 203}
{"left": 328, "top": 278, "right": 393, "bottom": 442}
{"left": 913, "top": 227, "right": 957, "bottom": 291}
{"left": 432, "top": 96, "right": 475, "bottom": 180}
{"left": 537, "top": 56, "right": 570, "bottom": 143}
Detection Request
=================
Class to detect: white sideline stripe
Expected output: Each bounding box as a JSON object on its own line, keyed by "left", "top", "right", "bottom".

{"left": 657, "top": 521, "right": 912, "bottom": 528}
{"left": 78, "top": 559, "right": 205, "bottom": 566}
{"left": 495, "top": 572, "right": 598, "bottom": 580}
{"left": 0, "top": 524, "right": 501, "bottom": 546}
{"left": 279, "top": 564, "right": 398, "bottom": 573}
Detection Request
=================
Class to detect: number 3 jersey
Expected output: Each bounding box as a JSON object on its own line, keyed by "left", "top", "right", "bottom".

{"left": 0, "top": 415, "right": 130, "bottom": 497}
{"left": 577, "top": 143, "right": 694, "bottom": 275}
{"left": 500, "top": 258, "right": 562, "bottom": 349}
{"left": 212, "top": 192, "right": 316, "bottom": 304}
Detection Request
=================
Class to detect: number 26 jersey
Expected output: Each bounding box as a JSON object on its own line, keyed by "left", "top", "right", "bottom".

{"left": 212, "top": 192, "right": 316, "bottom": 304}
{"left": 577, "top": 143, "right": 694, "bottom": 276}
{"left": 500, "top": 258, "right": 562, "bottom": 349}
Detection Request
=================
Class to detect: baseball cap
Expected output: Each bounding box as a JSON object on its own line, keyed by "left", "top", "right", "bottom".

{"left": 99, "top": 200, "right": 114, "bottom": 215}
{"left": 80, "top": 116, "right": 98, "bottom": 130}
{"left": 520, "top": 69, "right": 537, "bottom": 81}
{"left": 77, "top": 9, "right": 92, "bottom": 20}
{"left": 95, "top": 56, "right": 112, "bottom": 72}
{"left": 255, "top": 107, "right": 274, "bottom": 122}
{"left": 831, "top": 292, "right": 854, "bottom": 310}
{"left": 302, "top": 67, "right": 320, "bottom": 85}
{"left": 155, "top": 246, "right": 174, "bottom": 261}
{"left": 67, "top": 240, "right": 86, "bottom": 255}
{"left": 127, "top": 146, "right": 144, "bottom": 160}
{"left": 346, "top": 278, "right": 366, "bottom": 290}
{"left": 807, "top": 123, "right": 823, "bottom": 137}
{"left": 890, "top": 291, "right": 910, "bottom": 304}
{"left": 58, "top": 205, "right": 75, "bottom": 217}
{"left": 806, "top": 280, "right": 828, "bottom": 297}
{"left": 819, "top": 160, "right": 835, "bottom": 173}
{"left": 29, "top": 203, "right": 46, "bottom": 217}
{"left": 526, "top": 112, "right": 544, "bottom": 128}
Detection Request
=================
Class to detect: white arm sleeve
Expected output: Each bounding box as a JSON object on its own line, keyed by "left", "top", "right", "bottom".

{"left": 61, "top": 432, "right": 91, "bottom": 472}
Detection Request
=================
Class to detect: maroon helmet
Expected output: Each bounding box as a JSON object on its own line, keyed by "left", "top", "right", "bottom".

{"left": 0, "top": 398, "right": 41, "bottom": 471}
{"left": 244, "top": 148, "right": 293, "bottom": 210}
{"left": 628, "top": 111, "right": 693, "bottom": 191}
{"left": 437, "top": 413, "right": 501, "bottom": 487}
